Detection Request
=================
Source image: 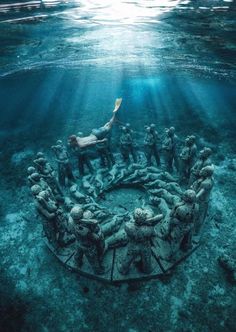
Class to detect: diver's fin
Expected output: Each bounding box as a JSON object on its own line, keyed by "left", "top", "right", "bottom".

{"left": 113, "top": 98, "right": 122, "bottom": 113}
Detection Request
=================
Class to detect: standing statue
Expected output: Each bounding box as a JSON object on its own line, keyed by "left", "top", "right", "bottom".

{"left": 68, "top": 133, "right": 94, "bottom": 176}
{"left": 51, "top": 143, "right": 75, "bottom": 186}
{"left": 189, "top": 147, "right": 212, "bottom": 185}
{"left": 69, "top": 206, "right": 106, "bottom": 274}
{"left": 162, "top": 127, "right": 179, "bottom": 173}
{"left": 143, "top": 125, "right": 160, "bottom": 167}
{"left": 119, "top": 125, "right": 137, "bottom": 164}
{"left": 167, "top": 189, "right": 199, "bottom": 258}
{"left": 96, "top": 137, "right": 115, "bottom": 168}
{"left": 118, "top": 208, "right": 163, "bottom": 275}
{"left": 191, "top": 165, "right": 214, "bottom": 233}
{"left": 179, "top": 135, "right": 197, "bottom": 182}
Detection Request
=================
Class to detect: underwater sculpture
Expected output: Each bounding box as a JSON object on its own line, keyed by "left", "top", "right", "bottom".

{"left": 179, "top": 135, "right": 197, "bottom": 183}
{"left": 189, "top": 147, "right": 212, "bottom": 185}
{"left": 165, "top": 189, "right": 199, "bottom": 259}
{"left": 27, "top": 99, "right": 215, "bottom": 283}
{"left": 51, "top": 142, "right": 75, "bottom": 186}
{"left": 69, "top": 206, "right": 106, "bottom": 274}
{"left": 118, "top": 208, "right": 163, "bottom": 275}
{"left": 191, "top": 165, "right": 214, "bottom": 234}
{"left": 68, "top": 132, "right": 94, "bottom": 176}
{"left": 119, "top": 124, "right": 138, "bottom": 164}
{"left": 162, "top": 126, "right": 179, "bottom": 173}
{"left": 143, "top": 124, "right": 160, "bottom": 167}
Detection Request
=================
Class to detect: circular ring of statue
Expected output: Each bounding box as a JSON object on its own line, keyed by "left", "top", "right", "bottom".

{"left": 28, "top": 98, "right": 214, "bottom": 284}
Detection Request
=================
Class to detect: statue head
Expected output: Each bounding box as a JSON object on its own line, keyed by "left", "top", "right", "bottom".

{"left": 38, "top": 190, "right": 50, "bottom": 200}
{"left": 133, "top": 208, "right": 147, "bottom": 224}
{"left": 83, "top": 210, "right": 94, "bottom": 219}
{"left": 182, "top": 189, "right": 196, "bottom": 203}
{"left": 31, "top": 185, "right": 41, "bottom": 196}
{"left": 37, "top": 158, "right": 47, "bottom": 165}
{"left": 36, "top": 152, "right": 44, "bottom": 158}
{"left": 70, "top": 205, "right": 83, "bottom": 222}
{"left": 200, "top": 165, "right": 214, "bottom": 178}
{"left": 200, "top": 147, "right": 212, "bottom": 159}
{"left": 168, "top": 126, "right": 175, "bottom": 136}
{"left": 31, "top": 172, "right": 41, "bottom": 182}
{"left": 27, "top": 166, "right": 36, "bottom": 175}
{"left": 188, "top": 135, "right": 196, "bottom": 145}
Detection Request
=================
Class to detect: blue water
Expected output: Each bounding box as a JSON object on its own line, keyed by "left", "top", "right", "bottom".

{"left": 0, "top": 69, "right": 235, "bottom": 146}
{"left": 0, "top": 2, "right": 236, "bottom": 332}
{"left": 0, "top": 1, "right": 235, "bottom": 147}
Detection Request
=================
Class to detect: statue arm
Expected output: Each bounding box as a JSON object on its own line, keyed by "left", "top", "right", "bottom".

{"left": 196, "top": 188, "right": 205, "bottom": 200}
{"left": 145, "top": 214, "right": 163, "bottom": 225}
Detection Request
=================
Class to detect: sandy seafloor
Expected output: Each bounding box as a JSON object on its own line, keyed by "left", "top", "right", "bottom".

{"left": 0, "top": 1, "right": 236, "bottom": 331}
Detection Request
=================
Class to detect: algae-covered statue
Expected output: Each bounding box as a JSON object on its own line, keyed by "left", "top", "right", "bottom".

{"left": 162, "top": 127, "right": 179, "bottom": 172}
{"left": 68, "top": 132, "right": 94, "bottom": 176}
{"left": 118, "top": 208, "right": 163, "bottom": 275}
{"left": 144, "top": 125, "right": 160, "bottom": 167}
{"left": 191, "top": 165, "right": 214, "bottom": 233}
{"left": 69, "top": 206, "right": 106, "bottom": 274}
{"left": 96, "top": 137, "right": 115, "bottom": 168}
{"left": 28, "top": 172, "right": 54, "bottom": 198}
{"left": 51, "top": 143, "right": 75, "bottom": 186}
{"left": 179, "top": 135, "right": 197, "bottom": 182}
{"left": 167, "top": 189, "right": 199, "bottom": 258}
{"left": 119, "top": 124, "right": 137, "bottom": 164}
{"left": 189, "top": 147, "right": 212, "bottom": 185}
{"left": 31, "top": 187, "right": 58, "bottom": 247}
{"left": 33, "top": 156, "right": 63, "bottom": 198}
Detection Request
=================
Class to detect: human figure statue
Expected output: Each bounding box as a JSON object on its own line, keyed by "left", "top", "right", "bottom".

{"left": 68, "top": 98, "right": 122, "bottom": 149}
{"left": 70, "top": 184, "right": 86, "bottom": 203}
{"left": 191, "top": 165, "right": 214, "bottom": 233}
{"left": 162, "top": 127, "right": 179, "bottom": 173}
{"left": 27, "top": 166, "right": 37, "bottom": 187}
{"left": 119, "top": 125, "right": 137, "bottom": 164}
{"left": 69, "top": 206, "right": 106, "bottom": 274}
{"left": 179, "top": 135, "right": 197, "bottom": 182}
{"left": 51, "top": 143, "right": 75, "bottom": 186}
{"left": 96, "top": 138, "right": 115, "bottom": 168}
{"left": 143, "top": 125, "right": 160, "bottom": 167}
{"left": 55, "top": 207, "right": 71, "bottom": 247}
{"left": 28, "top": 172, "right": 54, "bottom": 198}
{"left": 189, "top": 147, "right": 212, "bottom": 185}
{"left": 148, "top": 188, "right": 181, "bottom": 206}
{"left": 167, "top": 189, "right": 199, "bottom": 258}
{"left": 68, "top": 133, "right": 94, "bottom": 176}
{"left": 118, "top": 208, "right": 163, "bottom": 275}
{"left": 27, "top": 166, "right": 36, "bottom": 177}
{"left": 34, "top": 156, "right": 63, "bottom": 198}
{"left": 31, "top": 187, "right": 58, "bottom": 247}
